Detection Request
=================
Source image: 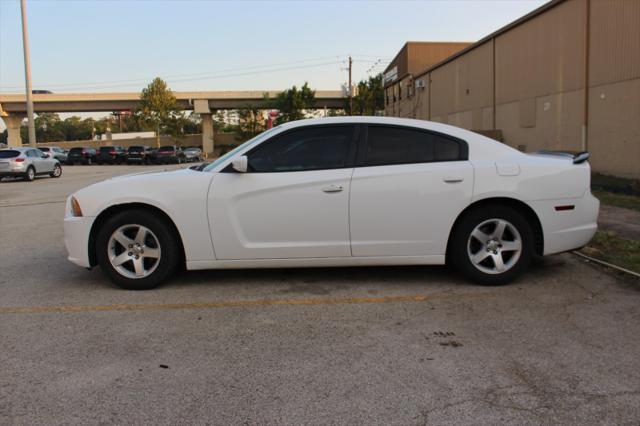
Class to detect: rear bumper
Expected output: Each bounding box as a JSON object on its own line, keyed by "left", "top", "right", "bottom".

{"left": 64, "top": 215, "right": 95, "bottom": 268}
{"left": 529, "top": 193, "right": 600, "bottom": 255}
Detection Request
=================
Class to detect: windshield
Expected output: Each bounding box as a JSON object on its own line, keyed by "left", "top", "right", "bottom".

{"left": 39, "top": 147, "right": 50, "bottom": 151}
{"left": 203, "top": 127, "right": 280, "bottom": 172}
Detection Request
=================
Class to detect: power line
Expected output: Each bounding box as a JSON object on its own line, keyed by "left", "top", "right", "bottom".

{"left": 0, "top": 56, "right": 391, "bottom": 91}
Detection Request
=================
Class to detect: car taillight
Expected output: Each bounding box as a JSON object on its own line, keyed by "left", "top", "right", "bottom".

{"left": 109, "top": 150, "right": 116, "bottom": 155}
{"left": 14, "top": 158, "right": 25, "bottom": 162}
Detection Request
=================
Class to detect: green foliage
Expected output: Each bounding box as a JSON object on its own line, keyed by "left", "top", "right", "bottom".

{"left": 582, "top": 231, "right": 640, "bottom": 274}
{"left": 591, "top": 172, "right": 640, "bottom": 196}
{"left": 236, "top": 106, "right": 266, "bottom": 140}
{"left": 270, "top": 82, "right": 315, "bottom": 123}
{"left": 136, "top": 77, "right": 185, "bottom": 146}
{"left": 351, "top": 74, "right": 384, "bottom": 116}
{"left": 593, "top": 190, "right": 640, "bottom": 212}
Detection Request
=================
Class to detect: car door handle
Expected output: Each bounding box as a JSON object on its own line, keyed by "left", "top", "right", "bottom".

{"left": 322, "top": 184, "right": 343, "bottom": 193}
{"left": 443, "top": 176, "right": 464, "bottom": 183}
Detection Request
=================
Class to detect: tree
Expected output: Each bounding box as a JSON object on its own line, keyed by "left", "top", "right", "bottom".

{"left": 351, "top": 74, "right": 384, "bottom": 116}
{"left": 136, "top": 77, "right": 184, "bottom": 147}
{"left": 271, "top": 82, "right": 315, "bottom": 123}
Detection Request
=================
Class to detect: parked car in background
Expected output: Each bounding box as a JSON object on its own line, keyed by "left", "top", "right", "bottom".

{"left": 127, "top": 145, "right": 154, "bottom": 164}
{"left": 67, "top": 147, "right": 98, "bottom": 165}
{"left": 155, "top": 145, "right": 185, "bottom": 164}
{"left": 39, "top": 146, "right": 68, "bottom": 163}
{"left": 96, "top": 146, "right": 128, "bottom": 165}
{"left": 184, "top": 147, "right": 203, "bottom": 162}
{"left": 0, "top": 147, "right": 62, "bottom": 181}
{"left": 64, "top": 117, "right": 599, "bottom": 290}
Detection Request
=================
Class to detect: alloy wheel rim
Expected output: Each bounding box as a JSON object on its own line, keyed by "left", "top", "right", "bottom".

{"left": 53, "top": 165, "right": 61, "bottom": 176}
{"left": 107, "top": 224, "right": 161, "bottom": 279}
{"left": 467, "top": 218, "right": 522, "bottom": 275}
{"left": 28, "top": 168, "right": 34, "bottom": 179}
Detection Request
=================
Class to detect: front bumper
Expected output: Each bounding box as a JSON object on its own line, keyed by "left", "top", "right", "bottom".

{"left": 64, "top": 215, "right": 95, "bottom": 268}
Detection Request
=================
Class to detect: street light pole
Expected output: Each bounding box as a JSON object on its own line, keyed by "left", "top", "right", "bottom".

{"left": 20, "top": 0, "right": 37, "bottom": 147}
{"left": 348, "top": 56, "right": 353, "bottom": 116}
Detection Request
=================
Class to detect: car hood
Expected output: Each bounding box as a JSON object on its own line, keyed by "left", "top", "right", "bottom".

{"left": 71, "top": 168, "right": 213, "bottom": 217}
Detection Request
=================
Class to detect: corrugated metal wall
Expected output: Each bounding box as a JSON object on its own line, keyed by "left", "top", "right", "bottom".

{"left": 384, "top": 0, "right": 640, "bottom": 178}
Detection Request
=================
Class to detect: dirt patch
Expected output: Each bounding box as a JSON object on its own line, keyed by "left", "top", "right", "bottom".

{"left": 598, "top": 205, "right": 640, "bottom": 241}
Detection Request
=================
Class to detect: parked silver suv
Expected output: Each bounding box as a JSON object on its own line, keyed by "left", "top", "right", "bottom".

{"left": 0, "top": 147, "right": 62, "bottom": 181}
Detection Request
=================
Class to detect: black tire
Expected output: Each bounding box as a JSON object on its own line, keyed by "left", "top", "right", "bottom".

{"left": 96, "top": 209, "right": 180, "bottom": 290}
{"left": 448, "top": 205, "right": 534, "bottom": 286}
{"left": 50, "top": 163, "right": 62, "bottom": 178}
{"left": 24, "top": 166, "right": 35, "bottom": 182}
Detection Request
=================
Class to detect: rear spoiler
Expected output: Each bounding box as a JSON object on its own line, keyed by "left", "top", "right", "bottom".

{"left": 534, "top": 150, "right": 590, "bottom": 164}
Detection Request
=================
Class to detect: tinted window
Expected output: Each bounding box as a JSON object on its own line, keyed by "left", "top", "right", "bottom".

{"left": 159, "top": 146, "right": 175, "bottom": 151}
{"left": 40, "top": 147, "right": 50, "bottom": 152}
{"left": 365, "top": 126, "right": 464, "bottom": 166}
{"left": 129, "top": 146, "right": 144, "bottom": 152}
{"left": 69, "top": 147, "right": 83, "bottom": 154}
{"left": 99, "top": 147, "right": 113, "bottom": 152}
{"left": 248, "top": 126, "right": 354, "bottom": 172}
{"left": 0, "top": 150, "right": 20, "bottom": 159}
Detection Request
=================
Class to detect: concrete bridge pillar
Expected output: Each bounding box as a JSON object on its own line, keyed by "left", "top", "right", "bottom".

{"left": 194, "top": 99, "right": 214, "bottom": 158}
{"left": 1, "top": 113, "right": 26, "bottom": 147}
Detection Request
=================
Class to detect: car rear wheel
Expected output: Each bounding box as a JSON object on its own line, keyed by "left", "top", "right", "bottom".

{"left": 96, "top": 209, "right": 180, "bottom": 290}
{"left": 24, "top": 166, "right": 35, "bottom": 182}
{"left": 50, "top": 164, "right": 62, "bottom": 178}
{"left": 448, "top": 205, "right": 533, "bottom": 285}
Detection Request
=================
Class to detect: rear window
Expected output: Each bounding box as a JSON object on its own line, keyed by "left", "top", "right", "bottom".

{"left": 159, "top": 146, "right": 175, "bottom": 151}
{"left": 69, "top": 147, "right": 84, "bottom": 154}
{"left": 128, "top": 146, "right": 144, "bottom": 152}
{"left": 99, "top": 147, "right": 114, "bottom": 152}
{"left": 0, "top": 150, "right": 20, "bottom": 159}
{"left": 39, "top": 147, "right": 51, "bottom": 152}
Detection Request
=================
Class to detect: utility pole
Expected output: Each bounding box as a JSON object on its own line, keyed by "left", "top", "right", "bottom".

{"left": 348, "top": 56, "right": 353, "bottom": 115}
{"left": 20, "top": 0, "right": 36, "bottom": 147}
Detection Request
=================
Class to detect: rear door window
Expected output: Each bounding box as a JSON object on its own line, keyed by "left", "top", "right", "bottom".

{"left": 363, "top": 125, "right": 467, "bottom": 166}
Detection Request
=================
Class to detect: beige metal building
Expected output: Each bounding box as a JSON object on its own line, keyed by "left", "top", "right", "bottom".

{"left": 384, "top": 0, "right": 640, "bottom": 179}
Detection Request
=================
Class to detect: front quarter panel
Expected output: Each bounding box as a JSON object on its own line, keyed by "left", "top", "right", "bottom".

{"left": 72, "top": 169, "right": 216, "bottom": 262}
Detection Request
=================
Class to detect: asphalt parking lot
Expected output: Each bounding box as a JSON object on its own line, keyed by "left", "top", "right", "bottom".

{"left": 1, "top": 165, "right": 639, "bottom": 425}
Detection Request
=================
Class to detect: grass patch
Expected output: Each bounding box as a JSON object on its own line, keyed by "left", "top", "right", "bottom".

{"left": 593, "top": 190, "right": 640, "bottom": 212}
{"left": 591, "top": 172, "right": 640, "bottom": 196}
{"left": 581, "top": 231, "right": 640, "bottom": 274}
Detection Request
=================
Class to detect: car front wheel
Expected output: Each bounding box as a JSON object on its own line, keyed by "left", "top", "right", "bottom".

{"left": 96, "top": 210, "right": 180, "bottom": 290}
{"left": 449, "top": 205, "right": 533, "bottom": 286}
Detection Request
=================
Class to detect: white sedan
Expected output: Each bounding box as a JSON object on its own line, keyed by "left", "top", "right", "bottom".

{"left": 64, "top": 117, "right": 599, "bottom": 290}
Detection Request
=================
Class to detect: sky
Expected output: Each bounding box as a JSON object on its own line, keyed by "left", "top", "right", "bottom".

{"left": 1, "top": 0, "right": 547, "bottom": 95}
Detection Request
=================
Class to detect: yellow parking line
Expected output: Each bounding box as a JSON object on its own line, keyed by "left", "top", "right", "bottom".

{"left": 0, "top": 292, "right": 488, "bottom": 315}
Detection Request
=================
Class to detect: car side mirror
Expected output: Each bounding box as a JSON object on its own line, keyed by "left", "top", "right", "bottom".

{"left": 231, "top": 155, "right": 248, "bottom": 173}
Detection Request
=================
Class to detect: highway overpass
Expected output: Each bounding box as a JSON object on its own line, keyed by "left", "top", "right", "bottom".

{"left": 0, "top": 91, "right": 345, "bottom": 151}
